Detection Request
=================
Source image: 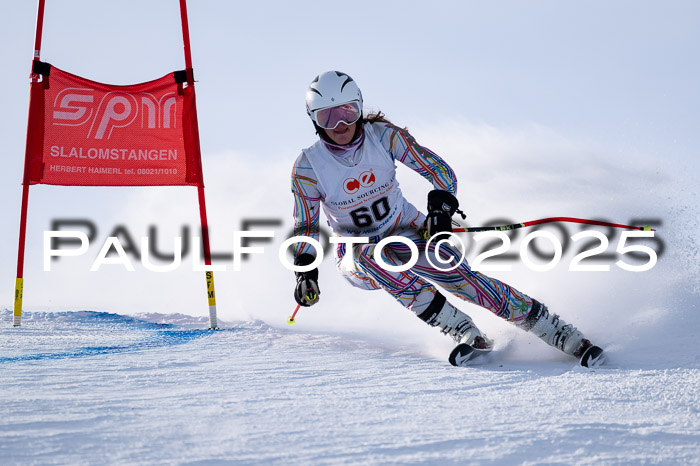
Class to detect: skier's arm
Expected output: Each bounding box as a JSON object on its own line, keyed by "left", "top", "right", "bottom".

{"left": 373, "top": 122, "right": 462, "bottom": 237}
{"left": 373, "top": 122, "right": 458, "bottom": 195}
{"left": 291, "top": 153, "right": 322, "bottom": 306}
{"left": 291, "top": 153, "right": 322, "bottom": 260}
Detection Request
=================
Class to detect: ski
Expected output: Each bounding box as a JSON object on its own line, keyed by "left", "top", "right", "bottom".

{"left": 449, "top": 342, "right": 606, "bottom": 368}
{"left": 579, "top": 344, "right": 606, "bottom": 368}
{"left": 448, "top": 343, "right": 492, "bottom": 367}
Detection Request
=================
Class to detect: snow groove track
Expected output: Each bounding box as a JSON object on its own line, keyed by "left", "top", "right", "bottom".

{"left": 0, "top": 310, "right": 219, "bottom": 364}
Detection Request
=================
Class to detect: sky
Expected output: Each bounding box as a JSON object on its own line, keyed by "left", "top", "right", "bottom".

{"left": 0, "top": 1, "right": 698, "bottom": 329}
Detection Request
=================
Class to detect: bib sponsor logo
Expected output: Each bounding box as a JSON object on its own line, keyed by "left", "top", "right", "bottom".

{"left": 343, "top": 170, "right": 376, "bottom": 194}
{"left": 343, "top": 177, "right": 361, "bottom": 194}
{"left": 358, "top": 170, "right": 375, "bottom": 187}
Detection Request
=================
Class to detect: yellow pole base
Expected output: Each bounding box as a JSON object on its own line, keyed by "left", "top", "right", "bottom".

{"left": 205, "top": 271, "right": 218, "bottom": 329}
{"left": 13, "top": 278, "right": 23, "bottom": 327}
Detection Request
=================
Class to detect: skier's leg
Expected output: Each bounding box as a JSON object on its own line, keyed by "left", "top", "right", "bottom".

{"left": 335, "top": 241, "right": 435, "bottom": 308}
{"left": 337, "top": 241, "right": 487, "bottom": 344}
{"left": 339, "top": 234, "right": 600, "bottom": 364}
{"left": 391, "top": 231, "right": 534, "bottom": 324}
{"left": 519, "top": 300, "right": 596, "bottom": 358}
{"left": 397, "top": 232, "right": 597, "bottom": 360}
{"left": 415, "top": 290, "right": 491, "bottom": 349}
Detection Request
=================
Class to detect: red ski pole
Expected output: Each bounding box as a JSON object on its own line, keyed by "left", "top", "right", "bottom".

{"left": 453, "top": 217, "right": 654, "bottom": 233}
{"left": 287, "top": 304, "right": 301, "bottom": 325}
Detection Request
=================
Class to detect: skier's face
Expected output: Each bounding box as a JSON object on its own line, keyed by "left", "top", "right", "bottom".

{"left": 326, "top": 121, "right": 357, "bottom": 146}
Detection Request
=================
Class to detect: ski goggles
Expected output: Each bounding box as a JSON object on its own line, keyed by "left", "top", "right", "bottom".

{"left": 310, "top": 101, "right": 362, "bottom": 130}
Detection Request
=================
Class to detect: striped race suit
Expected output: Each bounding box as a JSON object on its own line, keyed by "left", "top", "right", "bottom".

{"left": 291, "top": 122, "right": 534, "bottom": 324}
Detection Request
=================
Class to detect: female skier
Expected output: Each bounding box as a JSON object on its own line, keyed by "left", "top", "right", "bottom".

{"left": 290, "top": 71, "right": 604, "bottom": 367}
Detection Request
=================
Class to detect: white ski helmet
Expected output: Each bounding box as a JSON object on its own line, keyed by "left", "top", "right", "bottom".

{"left": 306, "top": 71, "right": 363, "bottom": 129}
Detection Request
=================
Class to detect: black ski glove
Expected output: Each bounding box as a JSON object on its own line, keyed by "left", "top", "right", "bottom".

{"left": 293, "top": 253, "right": 320, "bottom": 307}
{"left": 424, "top": 189, "right": 461, "bottom": 240}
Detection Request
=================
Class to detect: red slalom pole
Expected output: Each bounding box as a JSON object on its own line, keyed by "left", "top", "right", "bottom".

{"left": 179, "top": 0, "right": 194, "bottom": 72}
{"left": 287, "top": 304, "right": 301, "bottom": 325}
{"left": 179, "top": 0, "right": 218, "bottom": 329}
{"left": 32, "top": 0, "right": 46, "bottom": 63}
{"left": 14, "top": 0, "right": 47, "bottom": 327}
{"left": 453, "top": 217, "right": 654, "bottom": 234}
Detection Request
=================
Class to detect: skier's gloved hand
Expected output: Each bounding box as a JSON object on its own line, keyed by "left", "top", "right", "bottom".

{"left": 293, "top": 253, "right": 320, "bottom": 307}
{"left": 424, "top": 189, "right": 461, "bottom": 240}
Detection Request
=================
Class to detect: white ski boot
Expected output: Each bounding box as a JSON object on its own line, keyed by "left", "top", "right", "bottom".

{"left": 523, "top": 300, "right": 605, "bottom": 367}
{"left": 417, "top": 293, "right": 493, "bottom": 366}
{"left": 417, "top": 293, "right": 489, "bottom": 345}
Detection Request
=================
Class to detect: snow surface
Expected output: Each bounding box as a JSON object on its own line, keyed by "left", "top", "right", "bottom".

{"left": 2, "top": 309, "right": 699, "bottom": 465}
